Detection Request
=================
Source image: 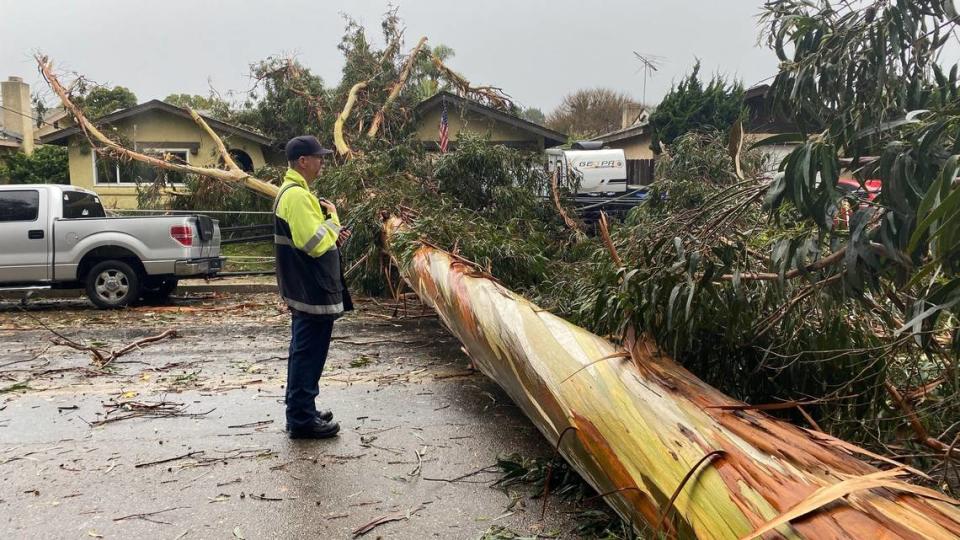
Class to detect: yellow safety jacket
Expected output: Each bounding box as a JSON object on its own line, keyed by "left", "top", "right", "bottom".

{"left": 273, "top": 169, "right": 349, "bottom": 317}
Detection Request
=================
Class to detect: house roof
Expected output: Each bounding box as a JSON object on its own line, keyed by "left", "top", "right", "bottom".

{"left": 0, "top": 127, "right": 23, "bottom": 143}
{"left": 1, "top": 105, "right": 77, "bottom": 145}
{"left": 744, "top": 84, "right": 770, "bottom": 101}
{"left": 39, "top": 99, "right": 273, "bottom": 146}
{"left": 415, "top": 91, "right": 567, "bottom": 147}
{"left": 589, "top": 120, "right": 649, "bottom": 145}
{"left": 743, "top": 84, "right": 798, "bottom": 134}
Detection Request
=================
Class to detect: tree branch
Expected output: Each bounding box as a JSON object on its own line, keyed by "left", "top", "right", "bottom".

{"left": 720, "top": 247, "right": 847, "bottom": 281}
{"left": 187, "top": 108, "right": 241, "bottom": 172}
{"left": 368, "top": 36, "right": 428, "bottom": 138}
{"left": 550, "top": 169, "right": 583, "bottom": 235}
{"left": 598, "top": 211, "right": 622, "bottom": 266}
{"left": 36, "top": 54, "right": 279, "bottom": 199}
{"left": 334, "top": 81, "right": 368, "bottom": 157}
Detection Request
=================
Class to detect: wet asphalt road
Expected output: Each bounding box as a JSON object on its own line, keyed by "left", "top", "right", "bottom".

{"left": 0, "top": 293, "right": 592, "bottom": 539}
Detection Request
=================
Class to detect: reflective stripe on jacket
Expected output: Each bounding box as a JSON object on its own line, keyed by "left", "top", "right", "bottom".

{"left": 273, "top": 169, "right": 346, "bottom": 317}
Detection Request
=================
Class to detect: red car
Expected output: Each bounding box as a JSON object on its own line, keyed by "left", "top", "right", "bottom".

{"left": 836, "top": 178, "right": 881, "bottom": 228}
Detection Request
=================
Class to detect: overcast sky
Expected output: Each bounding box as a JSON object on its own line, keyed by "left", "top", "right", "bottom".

{"left": 1, "top": 0, "right": 778, "bottom": 113}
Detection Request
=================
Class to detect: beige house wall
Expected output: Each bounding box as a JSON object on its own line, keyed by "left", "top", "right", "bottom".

{"left": 603, "top": 133, "right": 654, "bottom": 159}
{"left": 744, "top": 132, "right": 797, "bottom": 172}
{"left": 66, "top": 110, "right": 269, "bottom": 209}
{"left": 414, "top": 107, "right": 545, "bottom": 150}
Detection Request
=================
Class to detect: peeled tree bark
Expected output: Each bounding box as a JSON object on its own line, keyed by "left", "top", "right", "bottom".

{"left": 333, "top": 81, "right": 368, "bottom": 157}
{"left": 386, "top": 219, "right": 960, "bottom": 539}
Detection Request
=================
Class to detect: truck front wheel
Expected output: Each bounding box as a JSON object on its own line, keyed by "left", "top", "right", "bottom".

{"left": 85, "top": 260, "right": 141, "bottom": 309}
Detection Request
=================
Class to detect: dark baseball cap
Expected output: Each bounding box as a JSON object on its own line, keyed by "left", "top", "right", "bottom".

{"left": 285, "top": 135, "right": 334, "bottom": 161}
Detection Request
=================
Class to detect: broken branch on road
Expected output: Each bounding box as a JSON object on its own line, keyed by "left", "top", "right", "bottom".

{"left": 352, "top": 504, "right": 427, "bottom": 538}
{"left": 89, "top": 397, "right": 212, "bottom": 426}
{"left": 112, "top": 506, "right": 189, "bottom": 525}
{"left": 20, "top": 305, "right": 180, "bottom": 370}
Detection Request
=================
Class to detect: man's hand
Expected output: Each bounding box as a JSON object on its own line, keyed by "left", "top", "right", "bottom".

{"left": 319, "top": 198, "right": 337, "bottom": 216}
{"left": 336, "top": 228, "right": 352, "bottom": 247}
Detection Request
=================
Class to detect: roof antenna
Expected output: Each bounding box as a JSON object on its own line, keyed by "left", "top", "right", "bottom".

{"left": 632, "top": 52, "right": 664, "bottom": 105}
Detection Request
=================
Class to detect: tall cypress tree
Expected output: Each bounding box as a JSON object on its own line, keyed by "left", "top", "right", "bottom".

{"left": 649, "top": 61, "right": 744, "bottom": 153}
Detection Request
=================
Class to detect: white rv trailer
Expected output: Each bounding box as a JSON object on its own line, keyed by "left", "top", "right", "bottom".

{"left": 545, "top": 142, "right": 628, "bottom": 195}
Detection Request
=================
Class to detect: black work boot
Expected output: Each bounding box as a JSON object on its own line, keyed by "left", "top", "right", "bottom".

{"left": 285, "top": 410, "right": 333, "bottom": 432}
{"left": 289, "top": 419, "right": 340, "bottom": 439}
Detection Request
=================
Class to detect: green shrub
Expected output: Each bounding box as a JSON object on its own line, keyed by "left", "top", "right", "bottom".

{"left": 0, "top": 146, "right": 69, "bottom": 184}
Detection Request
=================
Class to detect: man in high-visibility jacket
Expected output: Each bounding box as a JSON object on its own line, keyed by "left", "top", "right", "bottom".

{"left": 274, "top": 135, "right": 353, "bottom": 439}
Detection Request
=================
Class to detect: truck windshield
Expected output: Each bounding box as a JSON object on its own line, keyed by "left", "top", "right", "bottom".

{"left": 62, "top": 191, "right": 106, "bottom": 219}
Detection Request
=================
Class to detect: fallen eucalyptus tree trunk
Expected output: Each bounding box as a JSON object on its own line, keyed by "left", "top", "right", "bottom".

{"left": 40, "top": 51, "right": 960, "bottom": 539}
{"left": 387, "top": 219, "right": 960, "bottom": 539}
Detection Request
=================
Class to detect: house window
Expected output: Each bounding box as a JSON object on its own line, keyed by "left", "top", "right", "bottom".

{"left": 94, "top": 149, "right": 189, "bottom": 185}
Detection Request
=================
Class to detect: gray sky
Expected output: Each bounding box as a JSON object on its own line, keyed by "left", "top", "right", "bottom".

{"left": 1, "top": 0, "right": 777, "bottom": 113}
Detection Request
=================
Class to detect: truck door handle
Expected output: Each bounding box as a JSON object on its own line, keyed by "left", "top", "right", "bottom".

{"left": 28, "top": 230, "right": 44, "bottom": 239}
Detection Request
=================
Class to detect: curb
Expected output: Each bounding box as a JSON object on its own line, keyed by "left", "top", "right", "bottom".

{"left": 0, "top": 282, "right": 277, "bottom": 301}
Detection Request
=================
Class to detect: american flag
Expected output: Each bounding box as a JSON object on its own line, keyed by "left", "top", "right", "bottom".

{"left": 438, "top": 100, "right": 449, "bottom": 153}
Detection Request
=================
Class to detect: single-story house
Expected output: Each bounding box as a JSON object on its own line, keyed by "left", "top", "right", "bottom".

{"left": 41, "top": 100, "right": 279, "bottom": 208}
{"left": 413, "top": 91, "right": 566, "bottom": 152}
{"left": 589, "top": 105, "right": 654, "bottom": 160}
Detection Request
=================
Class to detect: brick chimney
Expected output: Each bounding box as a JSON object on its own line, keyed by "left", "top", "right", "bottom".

{"left": 2, "top": 76, "right": 35, "bottom": 155}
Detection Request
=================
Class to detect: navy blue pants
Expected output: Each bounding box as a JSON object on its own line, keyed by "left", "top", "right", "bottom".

{"left": 285, "top": 315, "right": 335, "bottom": 430}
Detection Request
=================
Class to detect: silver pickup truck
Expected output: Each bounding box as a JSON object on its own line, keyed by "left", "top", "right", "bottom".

{"left": 0, "top": 184, "right": 222, "bottom": 308}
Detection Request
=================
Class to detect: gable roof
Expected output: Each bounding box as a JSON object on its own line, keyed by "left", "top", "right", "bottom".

{"left": 743, "top": 84, "right": 798, "bottom": 134}
{"left": 39, "top": 100, "right": 273, "bottom": 146}
{"left": 589, "top": 118, "right": 650, "bottom": 145}
{"left": 415, "top": 91, "right": 567, "bottom": 147}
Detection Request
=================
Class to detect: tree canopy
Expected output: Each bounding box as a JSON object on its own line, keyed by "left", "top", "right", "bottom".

{"left": 164, "top": 93, "right": 233, "bottom": 120}
{"left": 519, "top": 107, "right": 546, "bottom": 125}
{"left": 648, "top": 61, "right": 744, "bottom": 153}
{"left": 75, "top": 85, "right": 137, "bottom": 119}
{"left": 546, "top": 88, "right": 637, "bottom": 139}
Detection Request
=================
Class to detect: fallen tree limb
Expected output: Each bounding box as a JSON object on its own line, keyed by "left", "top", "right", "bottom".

{"left": 17, "top": 305, "right": 177, "bottom": 368}
{"left": 430, "top": 56, "right": 513, "bottom": 110}
{"left": 884, "top": 380, "right": 959, "bottom": 457}
{"left": 598, "top": 211, "right": 622, "bottom": 266}
{"left": 367, "top": 36, "right": 427, "bottom": 138}
{"left": 188, "top": 108, "right": 241, "bottom": 172}
{"left": 334, "top": 81, "right": 368, "bottom": 157}
{"left": 719, "top": 247, "right": 846, "bottom": 281}
{"left": 52, "top": 329, "right": 178, "bottom": 369}
{"left": 37, "top": 54, "right": 279, "bottom": 199}
{"left": 550, "top": 169, "right": 583, "bottom": 235}
{"left": 386, "top": 218, "right": 960, "bottom": 538}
